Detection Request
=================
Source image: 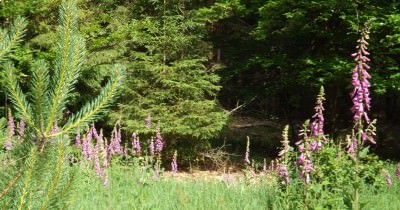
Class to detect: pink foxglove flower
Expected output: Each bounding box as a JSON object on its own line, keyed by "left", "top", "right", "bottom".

{"left": 309, "top": 86, "right": 327, "bottom": 152}
{"left": 297, "top": 121, "right": 314, "bottom": 184}
{"left": 278, "top": 164, "right": 290, "bottom": 185}
{"left": 109, "top": 124, "right": 122, "bottom": 155}
{"left": 350, "top": 28, "right": 376, "bottom": 145}
{"left": 5, "top": 109, "right": 14, "bottom": 150}
{"left": 82, "top": 127, "right": 93, "bottom": 160}
{"left": 149, "top": 137, "right": 155, "bottom": 158}
{"left": 310, "top": 87, "right": 326, "bottom": 138}
{"left": 131, "top": 132, "right": 141, "bottom": 155}
{"left": 17, "top": 118, "right": 25, "bottom": 140}
{"left": 94, "top": 144, "right": 103, "bottom": 177}
{"left": 155, "top": 124, "right": 163, "bottom": 153}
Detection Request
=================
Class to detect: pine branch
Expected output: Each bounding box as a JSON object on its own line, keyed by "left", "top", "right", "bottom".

{"left": 17, "top": 148, "right": 37, "bottom": 210}
{"left": 40, "top": 141, "right": 65, "bottom": 210}
{"left": 0, "top": 171, "right": 23, "bottom": 201}
{"left": 3, "top": 62, "right": 36, "bottom": 133}
{"left": 51, "top": 64, "right": 125, "bottom": 137}
{"left": 0, "top": 17, "right": 27, "bottom": 62}
{"left": 30, "top": 60, "right": 50, "bottom": 132}
{"left": 57, "top": 169, "right": 76, "bottom": 210}
{"left": 46, "top": 0, "right": 81, "bottom": 134}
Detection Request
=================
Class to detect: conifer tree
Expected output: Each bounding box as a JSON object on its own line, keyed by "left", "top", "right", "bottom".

{"left": 113, "top": 0, "right": 228, "bottom": 140}
{"left": 0, "top": 0, "right": 124, "bottom": 208}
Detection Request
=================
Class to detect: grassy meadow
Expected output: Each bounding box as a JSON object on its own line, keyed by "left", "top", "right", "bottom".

{"left": 70, "top": 164, "right": 400, "bottom": 210}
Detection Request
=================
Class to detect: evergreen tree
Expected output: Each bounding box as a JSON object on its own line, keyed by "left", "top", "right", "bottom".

{"left": 0, "top": 0, "right": 124, "bottom": 208}
{"left": 112, "top": 0, "right": 228, "bottom": 140}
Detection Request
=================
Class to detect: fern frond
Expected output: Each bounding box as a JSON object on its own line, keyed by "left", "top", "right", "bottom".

{"left": 46, "top": 0, "right": 83, "bottom": 134}
{"left": 52, "top": 64, "right": 125, "bottom": 137}
{"left": 3, "top": 62, "right": 36, "bottom": 131}
{"left": 0, "top": 17, "right": 27, "bottom": 62}
{"left": 30, "top": 60, "right": 50, "bottom": 132}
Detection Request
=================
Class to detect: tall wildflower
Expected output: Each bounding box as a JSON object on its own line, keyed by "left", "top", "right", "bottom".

{"left": 82, "top": 127, "right": 93, "bottom": 160}
{"left": 109, "top": 123, "right": 122, "bottom": 155}
{"left": 131, "top": 132, "right": 141, "bottom": 155}
{"left": 17, "top": 118, "right": 25, "bottom": 140}
{"left": 348, "top": 25, "right": 376, "bottom": 150}
{"left": 297, "top": 120, "right": 314, "bottom": 184}
{"left": 348, "top": 24, "right": 376, "bottom": 210}
{"left": 5, "top": 109, "right": 15, "bottom": 150}
{"left": 149, "top": 137, "right": 155, "bottom": 158}
{"left": 93, "top": 143, "right": 103, "bottom": 177}
{"left": 277, "top": 125, "right": 291, "bottom": 185}
{"left": 309, "top": 86, "right": 326, "bottom": 152}
{"left": 396, "top": 163, "right": 400, "bottom": 178}
{"left": 155, "top": 124, "right": 163, "bottom": 153}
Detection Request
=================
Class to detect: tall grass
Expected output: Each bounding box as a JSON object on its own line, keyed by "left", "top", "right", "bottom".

{"left": 71, "top": 164, "right": 400, "bottom": 210}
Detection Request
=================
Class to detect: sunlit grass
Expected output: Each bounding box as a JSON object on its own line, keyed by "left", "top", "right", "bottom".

{"left": 70, "top": 164, "right": 400, "bottom": 210}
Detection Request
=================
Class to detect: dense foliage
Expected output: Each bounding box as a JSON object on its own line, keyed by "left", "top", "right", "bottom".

{"left": 1, "top": 0, "right": 400, "bottom": 157}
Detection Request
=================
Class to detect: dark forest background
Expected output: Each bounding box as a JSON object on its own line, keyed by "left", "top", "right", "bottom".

{"left": 1, "top": 0, "right": 400, "bottom": 164}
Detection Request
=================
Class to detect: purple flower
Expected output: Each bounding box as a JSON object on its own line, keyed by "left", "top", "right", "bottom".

{"left": 310, "top": 86, "right": 326, "bottom": 141}
{"left": 131, "top": 132, "right": 141, "bottom": 155}
{"left": 82, "top": 127, "right": 93, "bottom": 160}
{"left": 149, "top": 137, "right": 155, "bottom": 157}
{"left": 310, "top": 141, "right": 317, "bottom": 151}
{"left": 109, "top": 124, "right": 122, "bottom": 155}
{"left": 17, "top": 118, "right": 25, "bottom": 140}
{"left": 297, "top": 121, "right": 314, "bottom": 184}
{"left": 351, "top": 30, "right": 373, "bottom": 127}
{"left": 94, "top": 144, "right": 103, "bottom": 177}
{"left": 155, "top": 125, "right": 163, "bottom": 153}
{"left": 92, "top": 124, "right": 101, "bottom": 142}
{"left": 5, "top": 109, "right": 14, "bottom": 150}
{"left": 278, "top": 164, "right": 290, "bottom": 185}
{"left": 346, "top": 134, "right": 357, "bottom": 155}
